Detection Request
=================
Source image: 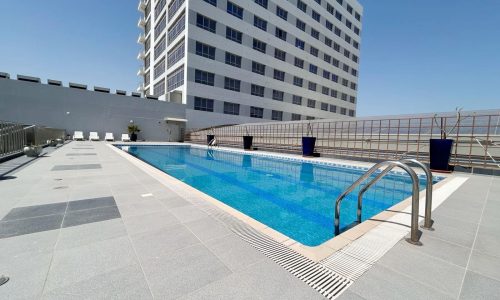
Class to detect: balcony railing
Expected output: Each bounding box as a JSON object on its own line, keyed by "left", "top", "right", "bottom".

{"left": 137, "top": 17, "right": 146, "bottom": 28}
{"left": 137, "top": 50, "right": 146, "bottom": 60}
{"left": 138, "top": 0, "right": 146, "bottom": 12}
{"left": 186, "top": 112, "right": 500, "bottom": 170}
{"left": 137, "top": 34, "right": 146, "bottom": 44}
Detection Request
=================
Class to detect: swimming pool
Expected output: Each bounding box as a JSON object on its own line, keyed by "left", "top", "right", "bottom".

{"left": 121, "top": 145, "right": 439, "bottom": 246}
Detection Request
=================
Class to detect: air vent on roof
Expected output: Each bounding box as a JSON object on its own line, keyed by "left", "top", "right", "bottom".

{"left": 0, "top": 72, "right": 10, "bottom": 79}
{"left": 17, "top": 75, "right": 41, "bottom": 83}
{"left": 131, "top": 92, "right": 141, "bottom": 97}
{"left": 116, "top": 90, "right": 127, "bottom": 96}
{"left": 69, "top": 82, "right": 87, "bottom": 90}
{"left": 47, "top": 79, "right": 62, "bottom": 86}
{"left": 146, "top": 95, "right": 158, "bottom": 100}
{"left": 94, "top": 86, "right": 110, "bottom": 93}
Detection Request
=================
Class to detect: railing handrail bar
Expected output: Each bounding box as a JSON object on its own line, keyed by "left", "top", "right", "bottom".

{"left": 334, "top": 160, "right": 422, "bottom": 245}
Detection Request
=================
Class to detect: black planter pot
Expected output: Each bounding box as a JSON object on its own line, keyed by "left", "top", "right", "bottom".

{"left": 130, "top": 133, "right": 137, "bottom": 142}
{"left": 302, "top": 137, "right": 316, "bottom": 156}
{"left": 429, "top": 138, "right": 454, "bottom": 171}
{"left": 207, "top": 135, "right": 215, "bottom": 145}
{"left": 243, "top": 136, "right": 253, "bottom": 150}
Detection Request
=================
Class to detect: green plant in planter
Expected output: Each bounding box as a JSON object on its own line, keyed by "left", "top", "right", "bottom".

{"left": 127, "top": 124, "right": 141, "bottom": 142}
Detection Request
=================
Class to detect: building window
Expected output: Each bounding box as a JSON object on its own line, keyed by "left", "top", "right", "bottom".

{"left": 293, "top": 76, "right": 303, "bottom": 87}
{"left": 168, "top": 14, "right": 185, "bottom": 43}
{"left": 251, "top": 84, "right": 265, "bottom": 97}
{"left": 154, "top": 35, "right": 166, "bottom": 59}
{"left": 154, "top": 58, "right": 165, "bottom": 79}
{"left": 292, "top": 113, "right": 301, "bottom": 121}
{"left": 354, "top": 27, "right": 360, "bottom": 35}
{"left": 330, "top": 105, "right": 337, "bottom": 113}
{"left": 224, "top": 102, "right": 240, "bottom": 115}
{"left": 340, "top": 107, "right": 347, "bottom": 115}
{"left": 154, "top": 14, "right": 166, "bottom": 39}
{"left": 168, "top": 0, "right": 184, "bottom": 20}
{"left": 195, "top": 41, "right": 215, "bottom": 59}
{"left": 332, "top": 74, "right": 339, "bottom": 82}
{"left": 272, "top": 110, "right": 283, "bottom": 121}
{"left": 273, "top": 70, "right": 285, "bottom": 81}
{"left": 252, "top": 61, "right": 266, "bottom": 75}
{"left": 194, "top": 69, "right": 214, "bottom": 86}
{"left": 332, "top": 58, "right": 340, "bottom": 67}
{"left": 345, "top": 34, "right": 351, "bottom": 44}
{"left": 167, "top": 40, "right": 185, "bottom": 68}
{"left": 349, "top": 109, "right": 355, "bottom": 117}
{"left": 272, "top": 90, "right": 284, "bottom": 101}
{"left": 255, "top": 0, "right": 268, "bottom": 9}
{"left": 335, "top": 11, "right": 342, "bottom": 21}
{"left": 326, "top": 20, "right": 333, "bottom": 31}
{"left": 294, "top": 57, "right": 304, "bottom": 68}
{"left": 297, "top": 0, "right": 307, "bottom": 12}
{"left": 292, "top": 95, "right": 302, "bottom": 105}
{"left": 308, "top": 82, "right": 316, "bottom": 91}
{"left": 296, "top": 19, "right": 306, "bottom": 31}
{"left": 341, "top": 93, "right": 348, "bottom": 101}
{"left": 311, "top": 28, "right": 319, "bottom": 39}
{"left": 342, "top": 79, "right": 349, "bottom": 86}
{"left": 310, "top": 46, "right": 318, "bottom": 57}
{"left": 322, "top": 86, "right": 329, "bottom": 95}
{"left": 254, "top": 15, "right": 267, "bottom": 31}
{"left": 352, "top": 55, "right": 359, "bottom": 63}
{"left": 194, "top": 97, "right": 214, "bottom": 112}
{"left": 343, "top": 64, "right": 350, "bottom": 72}
{"left": 295, "top": 38, "right": 305, "bottom": 50}
{"left": 309, "top": 64, "right": 318, "bottom": 74}
{"left": 226, "top": 27, "right": 242, "bottom": 43}
{"left": 250, "top": 106, "right": 264, "bottom": 118}
{"left": 333, "top": 43, "right": 340, "bottom": 52}
{"left": 274, "top": 48, "right": 286, "bottom": 61}
{"left": 323, "top": 70, "right": 331, "bottom": 79}
{"left": 307, "top": 99, "right": 316, "bottom": 108}
{"left": 225, "top": 52, "right": 242, "bottom": 68}
{"left": 203, "top": 0, "right": 217, "bottom": 6}
{"left": 275, "top": 28, "right": 287, "bottom": 41}
{"left": 153, "top": 79, "right": 165, "bottom": 96}
{"left": 321, "top": 102, "right": 328, "bottom": 111}
{"left": 350, "top": 96, "right": 356, "bottom": 103}
{"left": 312, "top": 10, "right": 320, "bottom": 22}
{"left": 347, "top": 4, "right": 353, "bottom": 14}
{"left": 253, "top": 38, "right": 266, "bottom": 53}
{"left": 344, "top": 49, "right": 350, "bottom": 58}
{"left": 355, "top": 12, "right": 361, "bottom": 21}
{"left": 334, "top": 27, "right": 341, "bottom": 37}
{"left": 227, "top": 1, "right": 243, "bottom": 19}
{"left": 196, "top": 14, "right": 216, "bottom": 33}
{"left": 276, "top": 6, "right": 288, "bottom": 20}
{"left": 351, "top": 82, "right": 357, "bottom": 90}
{"left": 327, "top": 3, "right": 334, "bottom": 14}
{"left": 144, "top": 71, "right": 150, "bottom": 86}
{"left": 155, "top": 0, "right": 167, "bottom": 18}
{"left": 324, "top": 37, "right": 332, "bottom": 47}
{"left": 166, "top": 66, "right": 184, "bottom": 92}
{"left": 331, "top": 90, "right": 338, "bottom": 98}
{"left": 353, "top": 41, "right": 359, "bottom": 49}
{"left": 224, "top": 77, "right": 241, "bottom": 92}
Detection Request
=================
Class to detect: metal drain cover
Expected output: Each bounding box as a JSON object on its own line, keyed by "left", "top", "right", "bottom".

{"left": 0, "top": 275, "right": 9, "bottom": 286}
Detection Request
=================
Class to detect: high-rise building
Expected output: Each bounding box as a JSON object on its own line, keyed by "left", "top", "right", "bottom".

{"left": 137, "top": 0, "right": 362, "bottom": 128}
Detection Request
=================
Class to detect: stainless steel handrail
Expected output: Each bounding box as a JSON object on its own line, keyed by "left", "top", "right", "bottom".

{"left": 334, "top": 160, "right": 423, "bottom": 245}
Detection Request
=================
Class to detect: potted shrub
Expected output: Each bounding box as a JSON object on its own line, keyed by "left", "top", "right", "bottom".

{"left": 23, "top": 144, "right": 43, "bottom": 157}
{"left": 127, "top": 124, "right": 140, "bottom": 142}
{"left": 430, "top": 108, "right": 463, "bottom": 171}
{"left": 302, "top": 122, "right": 316, "bottom": 157}
{"left": 207, "top": 127, "right": 215, "bottom": 145}
{"left": 243, "top": 126, "right": 253, "bottom": 150}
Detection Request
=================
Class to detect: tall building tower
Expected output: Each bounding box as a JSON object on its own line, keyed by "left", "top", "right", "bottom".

{"left": 137, "top": 0, "right": 362, "bottom": 128}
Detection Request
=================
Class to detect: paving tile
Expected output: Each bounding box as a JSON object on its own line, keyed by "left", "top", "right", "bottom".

{"left": 117, "top": 198, "right": 167, "bottom": 218}
{"left": 62, "top": 205, "right": 120, "bottom": 228}
{"left": 156, "top": 194, "right": 190, "bottom": 209}
{"left": 141, "top": 244, "right": 232, "bottom": 299}
{"left": 0, "top": 229, "right": 59, "bottom": 257}
{"left": 2, "top": 202, "right": 67, "bottom": 221}
{"left": 51, "top": 164, "right": 101, "bottom": 171}
{"left": 377, "top": 242, "right": 465, "bottom": 297}
{"left": 473, "top": 224, "right": 500, "bottom": 259}
{"left": 468, "top": 250, "right": 500, "bottom": 282}
{"left": 65, "top": 153, "right": 97, "bottom": 156}
{"left": 425, "top": 220, "right": 477, "bottom": 248}
{"left": 122, "top": 210, "right": 180, "bottom": 236}
{"left": 459, "top": 271, "right": 500, "bottom": 300}
{"left": 44, "top": 236, "right": 138, "bottom": 292}
{"left": 130, "top": 224, "right": 200, "bottom": 260}
{"left": 204, "top": 234, "right": 267, "bottom": 272}
{"left": 41, "top": 264, "right": 152, "bottom": 300}
{"left": 0, "top": 250, "right": 54, "bottom": 299}
{"left": 67, "top": 196, "right": 116, "bottom": 212}
{"left": 180, "top": 258, "right": 324, "bottom": 300}
{"left": 348, "top": 264, "right": 455, "bottom": 300}
{"left": 183, "top": 216, "right": 232, "bottom": 243}
{"left": 415, "top": 234, "right": 471, "bottom": 267}
{"left": 337, "top": 290, "right": 367, "bottom": 300}
{"left": 0, "top": 214, "right": 63, "bottom": 238}
{"left": 57, "top": 218, "right": 127, "bottom": 250}
{"left": 169, "top": 205, "right": 208, "bottom": 223}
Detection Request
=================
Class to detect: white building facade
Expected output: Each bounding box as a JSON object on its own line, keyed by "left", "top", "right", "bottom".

{"left": 138, "top": 0, "right": 362, "bottom": 128}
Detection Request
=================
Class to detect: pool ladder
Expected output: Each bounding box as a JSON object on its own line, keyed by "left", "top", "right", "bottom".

{"left": 334, "top": 159, "right": 434, "bottom": 245}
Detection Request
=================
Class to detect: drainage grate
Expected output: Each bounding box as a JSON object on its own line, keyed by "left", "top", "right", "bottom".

{"left": 199, "top": 205, "right": 353, "bottom": 299}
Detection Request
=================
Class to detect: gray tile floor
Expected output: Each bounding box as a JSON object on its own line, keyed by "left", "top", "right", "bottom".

{"left": 0, "top": 142, "right": 323, "bottom": 299}
{"left": 340, "top": 175, "right": 500, "bottom": 300}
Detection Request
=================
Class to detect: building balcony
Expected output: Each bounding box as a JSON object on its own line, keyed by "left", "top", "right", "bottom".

{"left": 137, "top": 34, "right": 145, "bottom": 44}
{"left": 137, "top": 17, "right": 146, "bottom": 28}
{"left": 137, "top": 51, "right": 146, "bottom": 60}
{"left": 137, "top": 67, "right": 145, "bottom": 77}
{"left": 137, "top": 0, "right": 146, "bottom": 12}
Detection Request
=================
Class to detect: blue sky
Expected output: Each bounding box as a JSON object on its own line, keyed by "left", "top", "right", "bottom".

{"left": 0, "top": 0, "right": 499, "bottom": 116}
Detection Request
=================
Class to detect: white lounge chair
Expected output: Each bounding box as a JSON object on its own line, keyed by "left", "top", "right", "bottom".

{"left": 121, "top": 134, "right": 131, "bottom": 142}
{"left": 73, "top": 131, "right": 84, "bottom": 141}
{"left": 89, "top": 132, "right": 100, "bottom": 141}
{"left": 104, "top": 132, "right": 114, "bottom": 141}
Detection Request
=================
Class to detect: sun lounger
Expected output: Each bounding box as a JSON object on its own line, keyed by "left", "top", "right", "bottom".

{"left": 89, "top": 132, "right": 100, "bottom": 141}
{"left": 121, "top": 134, "right": 131, "bottom": 142}
{"left": 73, "top": 131, "right": 84, "bottom": 141}
{"left": 104, "top": 132, "right": 114, "bottom": 141}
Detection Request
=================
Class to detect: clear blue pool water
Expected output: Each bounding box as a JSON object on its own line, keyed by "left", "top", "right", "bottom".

{"left": 122, "top": 145, "right": 438, "bottom": 246}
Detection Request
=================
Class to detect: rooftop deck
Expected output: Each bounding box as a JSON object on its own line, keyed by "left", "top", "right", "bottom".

{"left": 0, "top": 142, "right": 499, "bottom": 299}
